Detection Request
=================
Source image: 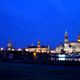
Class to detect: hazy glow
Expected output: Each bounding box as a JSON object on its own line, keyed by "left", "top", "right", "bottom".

{"left": 18, "top": 48, "right": 22, "bottom": 51}
{"left": 25, "top": 48, "right": 29, "bottom": 52}
{"left": 8, "top": 48, "right": 11, "bottom": 51}
{"left": 0, "top": 48, "right": 4, "bottom": 51}
{"left": 12, "top": 49, "right": 14, "bottom": 51}
{"left": 33, "top": 52, "right": 37, "bottom": 59}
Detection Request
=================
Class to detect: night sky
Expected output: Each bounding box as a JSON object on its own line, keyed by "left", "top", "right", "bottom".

{"left": 0, "top": 0, "right": 80, "bottom": 48}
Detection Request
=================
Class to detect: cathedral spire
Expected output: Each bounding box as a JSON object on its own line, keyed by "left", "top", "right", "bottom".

{"left": 37, "top": 40, "right": 40, "bottom": 48}
{"left": 7, "top": 39, "right": 13, "bottom": 49}
{"left": 64, "top": 31, "right": 69, "bottom": 43}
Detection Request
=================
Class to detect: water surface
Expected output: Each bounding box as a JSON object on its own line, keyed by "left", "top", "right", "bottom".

{"left": 0, "top": 62, "right": 80, "bottom": 80}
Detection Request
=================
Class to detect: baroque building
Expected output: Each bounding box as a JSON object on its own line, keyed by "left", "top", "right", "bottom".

{"left": 55, "top": 32, "right": 80, "bottom": 54}
{"left": 25, "top": 40, "right": 50, "bottom": 53}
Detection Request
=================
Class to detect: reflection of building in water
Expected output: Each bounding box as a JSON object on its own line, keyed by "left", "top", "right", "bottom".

{"left": 55, "top": 32, "right": 80, "bottom": 54}
{"left": 25, "top": 40, "right": 50, "bottom": 53}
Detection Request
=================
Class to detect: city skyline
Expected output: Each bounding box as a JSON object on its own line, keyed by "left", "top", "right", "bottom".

{"left": 0, "top": 31, "right": 80, "bottom": 49}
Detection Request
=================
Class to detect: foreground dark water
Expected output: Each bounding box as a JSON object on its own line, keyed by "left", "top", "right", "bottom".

{"left": 0, "top": 62, "right": 80, "bottom": 80}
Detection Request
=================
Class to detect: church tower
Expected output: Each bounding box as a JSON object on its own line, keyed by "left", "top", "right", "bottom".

{"left": 37, "top": 40, "right": 41, "bottom": 48}
{"left": 7, "top": 39, "right": 13, "bottom": 51}
{"left": 64, "top": 31, "right": 69, "bottom": 43}
{"left": 77, "top": 34, "right": 80, "bottom": 43}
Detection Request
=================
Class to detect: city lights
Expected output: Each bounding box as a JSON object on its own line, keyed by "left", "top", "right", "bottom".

{"left": 18, "top": 48, "right": 22, "bottom": 51}
{"left": 0, "top": 48, "right": 4, "bottom": 51}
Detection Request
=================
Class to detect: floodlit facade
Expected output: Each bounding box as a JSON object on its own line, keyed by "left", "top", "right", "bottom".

{"left": 55, "top": 31, "right": 80, "bottom": 54}
{"left": 25, "top": 40, "right": 50, "bottom": 53}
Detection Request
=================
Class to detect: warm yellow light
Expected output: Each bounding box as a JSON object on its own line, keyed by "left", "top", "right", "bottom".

{"left": 33, "top": 52, "right": 36, "bottom": 57}
{"left": 42, "top": 50, "right": 44, "bottom": 53}
{"left": 25, "top": 48, "right": 29, "bottom": 52}
{"left": 78, "top": 39, "right": 80, "bottom": 42}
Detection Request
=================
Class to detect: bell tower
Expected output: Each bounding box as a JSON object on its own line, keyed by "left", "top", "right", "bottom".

{"left": 8, "top": 39, "right": 12, "bottom": 48}
{"left": 64, "top": 31, "right": 69, "bottom": 43}
{"left": 37, "top": 40, "right": 41, "bottom": 48}
{"left": 7, "top": 39, "right": 13, "bottom": 51}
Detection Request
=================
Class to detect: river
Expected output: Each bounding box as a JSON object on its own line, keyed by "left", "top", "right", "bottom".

{"left": 0, "top": 62, "right": 80, "bottom": 80}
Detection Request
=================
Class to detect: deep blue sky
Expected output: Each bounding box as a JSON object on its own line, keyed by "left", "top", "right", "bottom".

{"left": 0, "top": 0, "right": 80, "bottom": 48}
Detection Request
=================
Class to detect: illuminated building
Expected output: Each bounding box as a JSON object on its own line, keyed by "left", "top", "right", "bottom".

{"left": 0, "top": 32, "right": 80, "bottom": 54}
{"left": 25, "top": 40, "right": 50, "bottom": 53}
{"left": 55, "top": 44, "right": 64, "bottom": 53}
{"left": 64, "top": 31, "right": 69, "bottom": 43}
{"left": 6, "top": 39, "right": 15, "bottom": 51}
{"left": 55, "top": 32, "right": 80, "bottom": 53}
{"left": 63, "top": 31, "right": 72, "bottom": 53}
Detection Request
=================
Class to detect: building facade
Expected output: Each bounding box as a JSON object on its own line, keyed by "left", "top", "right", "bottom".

{"left": 25, "top": 40, "right": 50, "bottom": 53}
{"left": 55, "top": 32, "right": 80, "bottom": 54}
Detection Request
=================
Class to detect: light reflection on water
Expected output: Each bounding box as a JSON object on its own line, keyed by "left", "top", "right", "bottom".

{"left": 51, "top": 57, "right": 80, "bottom": 61}
{"left": 66, "top": 58, "right": 80, "bottom": 61}
{"left": 6, "top": 53, "right": 80, "bottom": 62}
{"left": 51, "top": 53, "right": 80, "bottom": 61}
